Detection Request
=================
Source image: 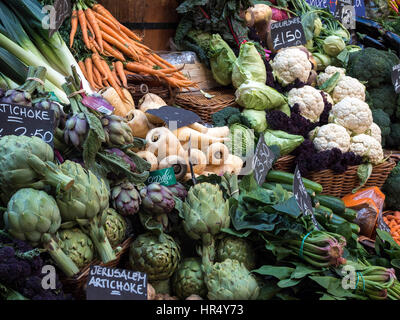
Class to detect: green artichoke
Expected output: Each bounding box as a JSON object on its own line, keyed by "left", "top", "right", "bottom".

{"left": 0, "top": 135, "right": 74, "bottom": 201}
{"left": 129, "top": 232, "right": 181, "bottom": 281}
{"left": 101, "top": 115, "right": 134, "bottom": 146}
{"left": 104, "top": 208, "right": 127, "bottom": 247}
{"left": 4, "top": 188, "right": 79, "bottom": 277}
{"left": 172, "top": 257, "right": 207, "bottom": 299}
{"left": 56, "top": 160, "right": 116, "bottom": 263}
{"left": 204, "top": 259, "right": 260, "bottom": 300}
{"left": 181, "top": 183, "right": 230, "bottom": 262}
{"left": 216, "top": 236, "right": 256, "bottom": 270}
{"left": 58, "top": 228, "right": 94, "bottom": 269}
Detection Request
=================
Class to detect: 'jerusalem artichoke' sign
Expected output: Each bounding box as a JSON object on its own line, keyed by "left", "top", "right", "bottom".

{"left": 86, "top": 266, "right": 147, "bottom": 300}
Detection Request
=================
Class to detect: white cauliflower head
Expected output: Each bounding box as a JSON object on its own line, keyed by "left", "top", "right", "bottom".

{"left": 310, "top": 123, "right": 351, "bottom": 153}
{"left": 329, "top": 97, "right": 373, "bottom": 134}
{"left": 349, "top": 134, "right": 384, "bottom": 165}
{"left": 317, "top": 66, "right": 346, "bottom": 87}
{"left": 367, "top": 122, "right": 382, "bottom": 144}
{"left": 332, "top": 76, "right": 366, "bottom": 103}
{"left": 270, "top": 47, "right": 312, "bottom": 86}
{"left": 288, "top": 85, "right": 325, "bottom": 122}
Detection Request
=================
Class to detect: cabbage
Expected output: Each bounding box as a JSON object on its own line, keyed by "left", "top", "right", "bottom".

{"left": 235, "top": 80, "right": 287, "bottom": 110}
{"left": 209, "top": 34, "right": 237, "bottom": 86}
{"left": 242, "top": 110, "right": 267, "bottom": 133}
{"left": 226, "top": 123, "right": 255, "bottom": 159}
{"left": 276, "top": 103, "right": 291, "bottom": 117}
{"left": 232, "top": 42, "right": 266, "bottom": 88}
{"left": 264, "top": 130, "right": 304, "bottom": 156}
{"left": 323, "top": 36, "right": 345, "bottom": 57}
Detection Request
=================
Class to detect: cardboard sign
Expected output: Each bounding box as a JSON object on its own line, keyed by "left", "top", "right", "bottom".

{"left": 293, "top": 165, "right": 320, "bottom": 229}
{"left": 270, "top": 17, "right": 307, "bottom": 51}
{"left": 252, "top": 135, "right": 275, "bottom": 186}
{"left": 49, "top": 0, "right": 72, "bottom": 37}
{"left": 334, "top": 0, "right": 356, "bottom": 29}
{"left": 146, "top": 106, "right": 202, "bottom": 129}
{"left": 146, "top": 167, "right": 177, "bottom": 186}
{"left": 86, "top": 266, "right": 147, "bottom": 300}
{"left": 392, "top": 64, "right": 400, "bottom": 94}
{"left": 0, "top": 103, "right": 55, "bottom": 147}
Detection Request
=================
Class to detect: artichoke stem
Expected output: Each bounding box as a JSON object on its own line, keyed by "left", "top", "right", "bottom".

{"left": 27, "top": 155, "right": 74, "bottom": 191}
{"left": 42, "top": 235, "right": 80, "bottom": 277}
{"left": 86, "top": 222, "right": 117, "bottom": 263}
{"left": 201, "top": 236, "right": 216, "bottom": 268}
{"left": 151, "top": 279, "right": 171, "bottom": 295}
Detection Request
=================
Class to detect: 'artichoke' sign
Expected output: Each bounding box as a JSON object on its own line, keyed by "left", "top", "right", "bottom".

{"left": 0, "top": 103, "right": 55, "bottom": 147}
{"left": 86, "top": 266, "right": 148, "bottom": 300}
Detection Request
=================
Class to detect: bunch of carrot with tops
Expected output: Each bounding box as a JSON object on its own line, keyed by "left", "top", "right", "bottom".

{"left": 69, "top": 0, "right": 196, "bottom": 101}
{"left": 383, "top": 212, "right": 400, "bottom": 245}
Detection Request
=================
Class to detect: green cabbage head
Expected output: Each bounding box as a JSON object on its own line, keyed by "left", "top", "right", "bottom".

{"left": 209, "top": 34, "right": 237, "bottom": 86}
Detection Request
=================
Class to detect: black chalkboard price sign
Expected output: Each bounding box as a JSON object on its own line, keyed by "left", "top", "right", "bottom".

{"left": 0, "top": 103, "right": 55, "bottom": 147}
{"left": 293, "top": 165, "right": 320, "bottom": 230}
{"left": 86, "top": 266, "right": 148, "bottom": 300}
{"left": 146, "top": 106, "right": 202, "bottom": 129}
{"left": 252, "top": 135, "right": 276, "bottom": 186}
{"left": 270, "top": 17, "right": 307, "bottom": 51}
{"left": 392, "top": 64, "right": 400, "bottom": 94}
{"left": 49, "top": 0, "right": 72, "bottom": 37}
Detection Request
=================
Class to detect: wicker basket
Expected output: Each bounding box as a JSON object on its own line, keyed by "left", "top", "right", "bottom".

{"left": 126, "top": 74, "right": 177, "bottom": 105}
{"left": 175, "top": 87, "right": 238, "bottom": 123}
{"left": 273, "top": 155, "right": 296, "bottom": 172}
{"left": 60, "top": 237, "right": 133, "bottom": 300}
{"left": 305, "top": 159, "right": 397, "bottom": 198}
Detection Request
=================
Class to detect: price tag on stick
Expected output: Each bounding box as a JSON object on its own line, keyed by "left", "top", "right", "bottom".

{"left": 270, "top": 17, "right": 307, "bottom": 51}
{"left": 392, "top": 64, "right": 400, "bottom": 94}
{"left": 0, "top": 103, "right": 55, "bottom": 147}
{"left": 334, "top": 0, "right": 356, "bottom": 30}
{"left": 252, "top": 135, "right": 275, "bottom": 186}
{"left": 49, "top": 0, "right": 72, "bottom": 37}
{"left": 293, "top": 165, "right": 320, "bottom": 230}
{"left": 86, "top": 266, "right": 147, "bottom": 300}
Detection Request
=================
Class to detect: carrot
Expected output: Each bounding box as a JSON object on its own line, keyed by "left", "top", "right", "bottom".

{"left": 101, "top": 31, "right": 139, "bottom": 61}
{"left": 101, "top": 59, "right": 125, "bottom": 101}
{"left": 102, "top": 41, "right": 126, "bottom": 61}
{"left": 93, "top": 11, "right": 120, "bottom": 31}
{"left": 92, "top": 53, "right": 108, "bottom": 80}
{"left": 92, "top": 64, "right": 103, "bottom": 88}
{"left": 117, "top": 23, "right": 142, "bottom": 41}
{"left": 85, "top": 8, "right": 103, "bottom": 52}
{"left": 78, "top": 60, "right": 88, "bottom": 80}
{"left": 111, "top": 64, "right": 122, "bottom": 86}
{"left": 70, "top": 8, "right": 78, "bottom": 48}
{"left": 89, "top": 37, "right": 101, "bottom": 53}
{"left": 85, "top": 57, "right": 97, "bottom": 90}
{"left": 77, "top": 3, "right": 91, "bottom": 50}
{"left": 395, "top": 212, "right": 400, "bottom": 219}
{"left": 392, "top": 225, "right": 400, "bottom": 232}
{"left": 115, "top": 61, "right": 127, "bottom": 88}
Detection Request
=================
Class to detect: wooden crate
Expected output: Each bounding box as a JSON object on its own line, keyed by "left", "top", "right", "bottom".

{"left": 97, "top": 0, "right": 179, "bottom": 51}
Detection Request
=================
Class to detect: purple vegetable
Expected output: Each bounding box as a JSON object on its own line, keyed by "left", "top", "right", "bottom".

{"left": 81, "top": 95, "right": 114, "bottom": 115}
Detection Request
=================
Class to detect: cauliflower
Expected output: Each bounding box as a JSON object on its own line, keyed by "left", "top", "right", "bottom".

{"left": 349, "top": 134, "right": 384, "bottom": 165}
{"left": 332, "top": 76, "right": 366, "bottom": 103}
{"left": 288, "top": 86, "right": 324, "bottom": 122}
{"left": 329, "top": 97, "right": 373, "bottom": 134}
{"left": 367, "top": 122, "right": 382, "bottom": 144}
{"left": 310, "top": 123, "right": 351, "bottom": 153}
{"left": 270, "top": 47, "right": 312, "bottom": 86}
{"left": 317, "top": 66, "right": 346, "bottom": 87}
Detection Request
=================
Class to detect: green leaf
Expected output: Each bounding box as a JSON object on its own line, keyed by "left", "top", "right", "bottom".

{"left": 291, "top": 264, "right": 320, "bottom": 279}
{"left": 83, "top": 129, "right": 102, "bottom": 169}
{"left": 84, "top": 110, "right": 106, "bottom": 142}
{"left": 353, "top": 163, "right": 373, "bottom": 193}
{"left": 138, "top": 210, "right": 164, "bottom": 235}
{"left": 252, "top": 265, "right": 294, "bottom": 280}
{"left": 277, "top": 278, "right": 302, "bottom": 288}
{"left": 301, "top": 12, "right": 317, "bottom": 41}
{"left": 221, "top": 227, "right": 252, "bottom": 238}
{"left": 318, "top": 72, "right": 341, "bottom": 93}
{"left": 125, "top": 150, "right": 151, "bottom": 173}
{"left": 239, "top": 172, "right": 259, "bottom": 193}
{"left": 272, "top": 197, "right": 301, "bottom": 219}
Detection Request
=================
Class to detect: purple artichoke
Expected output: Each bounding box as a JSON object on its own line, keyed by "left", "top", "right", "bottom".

{"left": 34, "top": 99, "right": 67, "bottom": 129}
{"left": 111, "top": 181, "right": 141, "bottom": 216}
{"left": 0, "top": 89, "right": 32, "bottom": 106}
{"left": 101, "top": 115, "right": 134, "bottom": 147}
{"left": 140, "top": 183, "right": 176, "bottom": 215}
{"left": 167, "top": 182, "right": 188, "bottom": 201}
{"left": 105, "top": 148, "right": 136, "bottom": 172}
{"left": 63, "top": 113, "right": 88, "bottom": 148}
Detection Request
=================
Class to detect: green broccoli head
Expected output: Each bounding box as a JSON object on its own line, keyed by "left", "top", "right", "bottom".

{"left": 211, "top": 106, "right": 251, "bottom": 128}
{"left": 367, "top": 85, "right": 399, "bottom": 117}
{"left": 347, "top": 47, "right": 400, "bottom": 89}
{"left": 372, "top": 109, "right": 391, "bottom": 147}
{"left": 382, "top": 162, "right": 400, "bottom": 210}
{"left": 386, "top": 123, "right": 400, "bottom": 149}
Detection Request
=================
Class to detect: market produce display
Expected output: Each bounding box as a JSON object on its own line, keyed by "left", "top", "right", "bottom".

{"left": 2, "top": 0, "right": 400, "bottom": 302}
